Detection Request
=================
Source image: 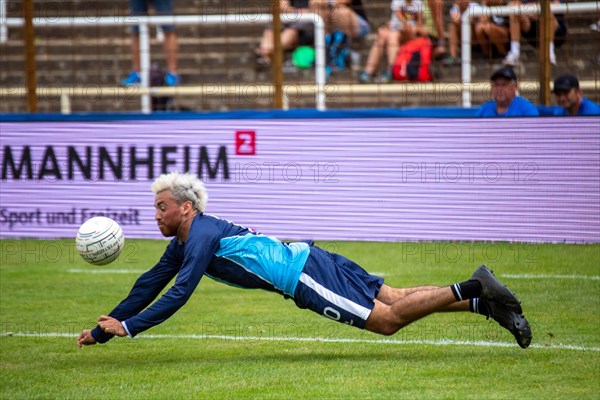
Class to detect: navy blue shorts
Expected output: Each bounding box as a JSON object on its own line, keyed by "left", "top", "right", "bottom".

{"left": 129, "top": 0, "right": 175, "bottom": 33}
{"left": 293, "top": 246, "right": 384, "bottom": 329}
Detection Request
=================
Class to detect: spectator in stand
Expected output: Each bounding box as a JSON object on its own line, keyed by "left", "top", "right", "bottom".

{"left": 550, "top": 74, "right": 600, "bottom": 116}
{"left": 257, "top": 1, "right": 315, "bottom": 65}
{"left": 358, "top": 0, "right": 427, "bottom": 83}
{"left": 121, "top": 0, "right": 180, "bottom": 87}
{"left": 311, "top": 0, "right": 371, "bottom": 43}
{"left": 477, "top": 67, "right": 539, "bottom": 117}
{"left": 444, "top": 0, "right": 483, "bottom": 66}
{"left": 473, "top": 0, "right": 510, "bottom": 59}
{"left": 503, "top": 0, "right": 567, "bottom": 66}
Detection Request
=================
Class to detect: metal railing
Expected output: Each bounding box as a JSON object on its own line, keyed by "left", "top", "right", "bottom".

{"left": 1, "top": 12, "right": 327, "bottom": 112}
{"left": 2, "top": 4, "right": 599, "bottom": 112}
{"left": 2, "top": 80, "right": 598, "bottom": 112}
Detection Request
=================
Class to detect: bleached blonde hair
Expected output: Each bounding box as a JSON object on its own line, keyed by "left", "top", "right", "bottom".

{"left": 151, "top": 172, "right": 208, "bottom": 212}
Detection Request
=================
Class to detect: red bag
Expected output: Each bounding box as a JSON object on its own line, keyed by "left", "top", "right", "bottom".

{"left": 392, "top": 37, "right": 433, "bottom": 82}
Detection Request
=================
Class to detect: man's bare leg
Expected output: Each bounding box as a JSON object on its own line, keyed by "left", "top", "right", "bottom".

{"left": 377, "top": 284, "right": 470, "bottom": 311}
{"left": 366, "top": 266, "right": 532, "bottom": 348}
{"left": 366, "top": 286, "right": 458, "bottom": 335}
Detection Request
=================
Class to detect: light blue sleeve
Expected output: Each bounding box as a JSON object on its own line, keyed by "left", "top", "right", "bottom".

{"left": 216, "top": 234, "right": 310, "bottom": 296}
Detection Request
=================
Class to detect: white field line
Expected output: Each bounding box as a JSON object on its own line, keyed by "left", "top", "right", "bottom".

{"left": 68, "top": 270, "right": 599, "bottom": 281}
{"left": 8, "top": 332, "right": 600, "bottom": 352}
{"left": 68, "top": 268, "right": 147, "bottom": 274}
{"left": 500, "top": 274, "right": 600, "bottom": 281}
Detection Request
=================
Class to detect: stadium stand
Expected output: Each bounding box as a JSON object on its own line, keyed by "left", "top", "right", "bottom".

{"left": 0, "top": 0, "right": 598, "bottom": 113}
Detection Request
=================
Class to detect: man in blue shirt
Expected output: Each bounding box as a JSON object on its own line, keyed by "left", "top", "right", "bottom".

{"left": 477, "top": 67, "right": 539, "bottom": 117}
{"left": 77, "top": 172, "right": 532, "bottom": 349}
{"left": 551, "top": 74, "right": 600, "bottom": 116}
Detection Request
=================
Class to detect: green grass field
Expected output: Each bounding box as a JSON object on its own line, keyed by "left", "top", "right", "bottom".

{"left": 1, "top": 239, "right": 599, "bottom": 399}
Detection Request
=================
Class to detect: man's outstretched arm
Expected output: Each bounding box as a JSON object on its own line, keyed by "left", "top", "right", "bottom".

{"left": 78, "top": 241, "right": 182, "bottom": 347}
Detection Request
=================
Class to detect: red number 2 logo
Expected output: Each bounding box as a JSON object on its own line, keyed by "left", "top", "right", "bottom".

{"left": 235, "top": 131, "right": 256, "bottom": 155}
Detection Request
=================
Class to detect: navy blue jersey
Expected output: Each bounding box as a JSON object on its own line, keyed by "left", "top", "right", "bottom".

{"left": 91, "top": 213, "right": 310, "bottom": 342}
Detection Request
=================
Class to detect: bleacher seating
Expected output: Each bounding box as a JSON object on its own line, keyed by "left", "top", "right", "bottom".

{"left": 0, "top": 0, "right": 598, "bottom": 113}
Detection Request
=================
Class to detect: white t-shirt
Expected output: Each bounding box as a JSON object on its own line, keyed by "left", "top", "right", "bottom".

{"left": 390, "top": 0, "right": 424, "bottom": 30}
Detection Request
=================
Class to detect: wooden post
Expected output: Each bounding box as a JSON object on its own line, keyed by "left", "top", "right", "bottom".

{"left": 23, "top": 0, "right": 36, "bottom": 112}
{"left": 539, "top": 0, "right": 551, "bottom": 105}
{"left": 271, "top": 0, "right": 284, "bottom": 109}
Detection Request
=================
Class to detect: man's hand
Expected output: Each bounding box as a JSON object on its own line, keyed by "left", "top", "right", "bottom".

{"left": 98, "top": 315, "right": 127, "bottom": 337}
{"left": 77, "top": 329, "right": 97, "bottom": 348}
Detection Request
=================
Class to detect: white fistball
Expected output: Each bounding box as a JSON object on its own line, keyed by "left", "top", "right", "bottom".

{"left": 76, "top": 217, "right": 125, "bottom": 265}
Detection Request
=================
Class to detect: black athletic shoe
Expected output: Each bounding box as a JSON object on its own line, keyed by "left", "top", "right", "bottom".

{"left": 470, "top": 265, "right": 522, "bottom": 314}
{"left": 480, "top": 299, "right": 532, "bottom": 349}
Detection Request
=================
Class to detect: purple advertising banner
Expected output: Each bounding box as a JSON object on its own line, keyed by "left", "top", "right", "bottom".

{"left": 1, "top": 118, "right": 599, "bottom": 242}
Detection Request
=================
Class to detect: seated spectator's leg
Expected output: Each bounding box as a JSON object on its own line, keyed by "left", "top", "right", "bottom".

{"left": 487, "top": 23, "right": 509, "bottom": 57}
{"left": 474, "top": 20, "right": 493, "bottom": 58}
{"left": 526, "top": 15, "right": 558, "bottom": 64}
{"left": 386, "top": 30, "right": 401, "bottom": 68}
{"left": 131, "top": 34, "right": 141, "bottom": 73}
{"left": 448, "top": 7, "right": 461, "bottom": 61}
{"left": 123, "top": 0, "right": 147, "bottom": 80}
{"left": 259, "top": 28, "right": 275, "bottom": 62}
{"left": 365, "top": 26, "right": 391, "bottom": 75}
{"left": 280, "top": 27, "right": 301, "bottom": 51}
{"left": 508, "top": 14, "right": 521, "bottom": 53}
{"left": 518, "top": 4, "right": 531, "bottom": 31}
{"left": 329, "top": 4, "right": 359, "bottom": 38}
{"left": 548, "top": 14, "right": 558, "bottom": 64}
{"left": 153, "top": 0, "right": 177, "bottom": 77}
{"left": 309, "top": 0, "right": 328, "bottom": 15}
{"left": 374, "top": 29, "right": 401, "bottom": 83}
{"left": 163, "top": 30, "right": 177, "bottom": 76}
{"left": 257, "top": 25, "right": 301, "bottom": 65}
{"left": 427, "top": 0, "right": 446, "bottom": 57}
{"left": 310, "top": 0, "right": 334, "bottom": 33}
{"left": 505, "top": 0, "right": 529, "bottom": 64}
{"left": 119, "top": 29, "right": 143, "bottom": 86}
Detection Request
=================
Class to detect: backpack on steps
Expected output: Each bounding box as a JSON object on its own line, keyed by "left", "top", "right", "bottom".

{"left": 392, "top": 37, "right": 433, "bottom": 82}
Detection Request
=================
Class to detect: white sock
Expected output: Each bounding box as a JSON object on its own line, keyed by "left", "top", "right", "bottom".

{"left": 510, "top": 41, "right": 520, "bottom": 55}
{"left": 549, "top": 42, "right": 555, "bottom": 58}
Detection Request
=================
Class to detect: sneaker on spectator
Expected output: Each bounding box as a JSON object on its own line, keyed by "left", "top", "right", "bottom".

{"left": 378, "top": 71, "right": 393, "bottom": 84}
{"left": 434, "top": 40, "right": 447, "bottom": 60}
{"left": 442, "top": 56, "right": 460, "bottom": 66}
{"left": 165, "top": 72, "right": 180, "bottom": 86}
{"left": 358, "top": 71, "right": 374, "bottom": 84}
{"left": 120, "top": 71, "right": 141, "bottom": 86}
{"left": 590, "top": 19, "right": 600, "bottom": 32}
{"left": 503, "top": 52, "right": 520, "bottom": 67}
